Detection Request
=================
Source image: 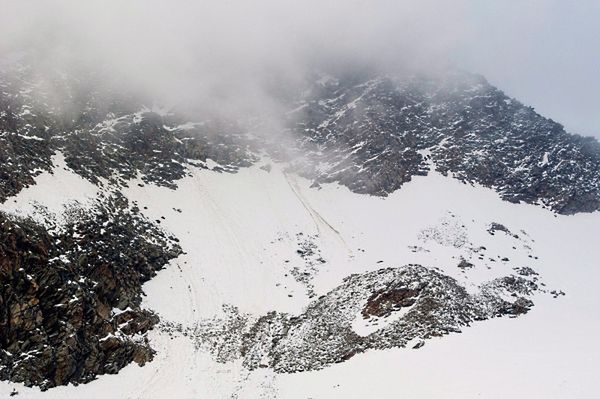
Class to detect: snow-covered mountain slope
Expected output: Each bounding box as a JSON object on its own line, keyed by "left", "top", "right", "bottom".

{"left": 1, "top": 157, "right": 599, "bottom": 398}
{"left": 1, "top": 57, "right": 600, "bottom": 397}
{"left": 2, "top": 61, "right": 600, "bottom": 215}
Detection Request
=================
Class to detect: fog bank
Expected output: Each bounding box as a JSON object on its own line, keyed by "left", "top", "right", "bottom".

{"left": 0, "top": 0, "right": 597, "bottom": 137}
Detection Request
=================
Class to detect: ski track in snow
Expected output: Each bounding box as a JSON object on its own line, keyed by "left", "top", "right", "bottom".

{"left": 1, "top": 159, "right": 599, "bottom": 398}
{"left": 284, "top": 171, "right": 351, "bottom": 255}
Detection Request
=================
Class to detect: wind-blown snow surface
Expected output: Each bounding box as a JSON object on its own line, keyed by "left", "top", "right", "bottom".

{"left": 1, "top": 160, "right": 599, "bottom": 398}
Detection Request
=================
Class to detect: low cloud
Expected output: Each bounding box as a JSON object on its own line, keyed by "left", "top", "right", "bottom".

{"left": 0, "top": 0, "right": 597, "bottom": 136}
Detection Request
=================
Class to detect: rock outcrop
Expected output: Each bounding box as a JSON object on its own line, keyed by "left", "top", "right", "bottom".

{"left": 0, "top": 195, "right": 181, "bottom": 389}
{"left": 172, "top": 264, "right": 539, "bottom": 373}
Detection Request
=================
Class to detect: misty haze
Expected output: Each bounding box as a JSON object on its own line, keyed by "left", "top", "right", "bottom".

{"left": 0, "top": 1, "right": 599, "bottom": 398}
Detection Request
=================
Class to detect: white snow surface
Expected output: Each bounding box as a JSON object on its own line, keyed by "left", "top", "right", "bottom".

{"left": 0, "top": 152, "right": 100, "bottom": 227}
{"left": 1, "top": 160, "right": 599, "bottom": 398}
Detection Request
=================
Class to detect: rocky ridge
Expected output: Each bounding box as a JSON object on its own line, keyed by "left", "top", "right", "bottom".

{"left": 0, "top": 194, "right": 181, "bottom": 389}
{"left": 163, "top": 263, "right": 539, "bottom": 373}
{"left": 1, "top": 62, "right": 599, "bottom": 214}
{"left": 287, "top": 71, "right": 600, "bottom": 214}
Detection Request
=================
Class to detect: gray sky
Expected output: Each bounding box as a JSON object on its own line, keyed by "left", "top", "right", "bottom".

{"left": 0, "top": 0, "right": 598, "bottom": 138}
{"left": 451, "top": 1, "right": 600, "bottom": 138}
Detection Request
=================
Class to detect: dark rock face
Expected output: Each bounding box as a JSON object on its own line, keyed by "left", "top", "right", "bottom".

{"left": 0, "top": 123, "right": 54, "bottom": 202}
{"left": 361, "top": 287, "right": 421, "bottom": 319}
{"left": 0, "top": 195, "right": 181, "bottom": 389}
{"left": 287, "top": 71, "right": 600, "bottom": 214}
{"left": 57, "top": 114, "right": 255, "bottom": 190}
